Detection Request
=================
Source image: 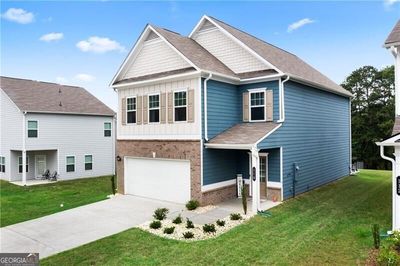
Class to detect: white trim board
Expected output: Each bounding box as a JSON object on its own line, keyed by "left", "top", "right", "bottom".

{"left": 201, "top": 179, "right": 236, "bottom": 192}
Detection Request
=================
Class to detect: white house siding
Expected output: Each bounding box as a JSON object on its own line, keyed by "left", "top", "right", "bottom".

{"left": 0, "top": 89, "right": 23, "bottom": 181}
{"left": 121, "top": 38, "right": 191, "bottom": 80}
{"left": 25, "top": 113, "right": 114, "bottom": 180}
{"left": 193, "top": 28, "right": 267, "bottom": 74}
{"left": 118, "top": 77, "right": 201, "bottom": 140}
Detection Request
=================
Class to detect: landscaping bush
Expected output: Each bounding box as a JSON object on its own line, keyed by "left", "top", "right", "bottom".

{"left": 241, "top": 183, "right": 247, "bottom": 215}
{"left": 203, "top": 223, "right": 216, "bottom": 233}
{"left": 186, "top": 218, "right": 194, "bottom": 229}
{"left": 153, "top": 208, "right": 169, "bottom": 220}
{"left": 216, "top": 219, "right": 225, "bottom": 227}
{"left": 186, "top": 200, "right": 199, "bottom": 210}
{"left": 172, "top": 214, "right": 182, "bottom": 224}
{"left": 372, "top": 224, "right": 381, "bottom": 249}
{"left": 230, "top": 213, "right": 242, "bottom": 220}
{"left": 163, "top": 226, "right": 175, "bottom": 234}
{"left": 377, "top": 231, "right": 400, "bottom": 265}
{"left": 183, "top": 231, "right": 194, "bottom": 239}
{"left": 149, "top": 220, "right": 162, "bottom": 229}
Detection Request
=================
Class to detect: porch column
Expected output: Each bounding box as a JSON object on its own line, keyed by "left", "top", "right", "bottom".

{"left": 22, "top": 150, "right": 27, "bottom": 186}
{"left": 251, "top": 146, "right": 260, "bottom": 213}
{"left": 394, "top": 147, "right": 400, "bottom": 231}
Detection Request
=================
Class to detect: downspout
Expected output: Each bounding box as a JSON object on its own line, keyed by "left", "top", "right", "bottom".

{"left": 379, "top": 145, "right": 396, "bottom": 231}
{"left": 203, "top": 73, "right": 212, "bottom": 141}
{"left": 277, "top": 75, "right": 290, "bottom": 123}
{"left": 22, "top": 111, "right": 27, "bottom": 186}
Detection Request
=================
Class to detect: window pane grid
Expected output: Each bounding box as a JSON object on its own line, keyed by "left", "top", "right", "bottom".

{"left": 250, "top": 92, "right": 265, "bottom": 106}
{"left": 149, "top": 95, "right": 159, "bottom": 109}
{"left": 18, "top": 156, "right": 28, "bottom": 173}
{"left": 66, "top": 156, "right": 75, "bottom": 172}
{"left": 127, "top": 98, "right": 136, "bottom": 111}
{"left": 85, "top": 155, "right": 92, "bottom": 163}
{"left": 174, "top": 91, "right": 186, "bottom": 107}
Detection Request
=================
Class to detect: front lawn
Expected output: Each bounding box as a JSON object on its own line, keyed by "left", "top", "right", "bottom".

{"left": 42, "top": 170, "right": 391, "bottom": 265}
{"left": 0, "top": 176, "right": 113, "bottom": 227}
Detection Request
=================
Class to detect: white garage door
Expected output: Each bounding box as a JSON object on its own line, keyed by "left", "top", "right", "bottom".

{"left": 125, "top": 157, "right": 191, "bottom": 204}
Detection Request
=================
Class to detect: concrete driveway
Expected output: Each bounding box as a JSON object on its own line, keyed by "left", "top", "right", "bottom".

{"left": 0, "top": 195, "right": 185, "bottom": 259}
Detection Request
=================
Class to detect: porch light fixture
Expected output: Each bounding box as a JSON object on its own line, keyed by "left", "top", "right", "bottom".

{"left": 116, "top": 155, "right": 121, "bottom": 162}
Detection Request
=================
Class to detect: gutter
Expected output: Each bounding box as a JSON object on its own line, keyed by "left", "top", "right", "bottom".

{"left": 277, "top": 76, "right": 290, "bottom": 123}
{"left": 203, "top": 73, "right": 213, "bottom": 141}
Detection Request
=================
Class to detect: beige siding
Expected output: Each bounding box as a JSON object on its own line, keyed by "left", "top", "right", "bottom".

{"left": 118, "top": 77, "right": 201, "bottom": 140}
{"left": 121, "top": 39, "right": 191, "bottom": 80}
{"left": 193, "top": 28, "right": 267, "bottom": 74}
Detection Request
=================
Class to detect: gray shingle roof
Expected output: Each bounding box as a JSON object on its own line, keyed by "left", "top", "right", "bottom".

{"left": 207, "top": 16, "right": 352, "bottom": 97}
{"left": 1, "top": 76, "right": 115, "bottom": 116}
{"left": 385, "top": 20, "right": 400, "bottom": 47}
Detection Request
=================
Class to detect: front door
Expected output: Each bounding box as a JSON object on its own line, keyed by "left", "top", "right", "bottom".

{"left": 35, "top": 155, "right": 46, "bottom": 176}
{"left": 259, "top": 155, "right": 268, "bottom": 199}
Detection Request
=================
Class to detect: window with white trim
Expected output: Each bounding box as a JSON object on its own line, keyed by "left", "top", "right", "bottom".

{"left": 250, "top": 91, "right": 265, "bottom": 121}
{"left": 104, "top": 122, "right": 112, "bottom": 137}
{"left": 148, "top": 94, "right": 160, "bottom": 123}
{"left": 0, "top": 157, "right": 5, "bottom": 173}
{"left": 126, "top": 97, "right": 136, "bottom": 124}
{"left": 85, "top": 155, "right": 93, "bottom": 170}
{"left": 66, "top": 156, "right": 75, "bottom": 172}
{"left": 27, "top": 120, "right": 38, "bottom": 138}
{"left": 174, "top": 91, "right": 187, "bottom": 122}
{"left": 18, "top": 156, "right": 29, "bottom": 173}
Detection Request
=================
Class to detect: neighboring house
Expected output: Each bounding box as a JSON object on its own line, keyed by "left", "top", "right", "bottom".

{"left": 0, "top": 76, "right": 115, "bottom": 184}
{"left": 111, "top": 15, "right": 352, "bottom": 210}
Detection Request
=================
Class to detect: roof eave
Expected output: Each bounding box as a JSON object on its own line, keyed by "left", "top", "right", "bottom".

{"left": 24, "top": 110, "right": 115, "bottom": 117}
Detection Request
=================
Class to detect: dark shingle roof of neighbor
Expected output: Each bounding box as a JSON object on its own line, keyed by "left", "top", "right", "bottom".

{"left": 385, "top": 20, "right": 400, "bottom": 47}
{"left": 1, "top": 76, "right": 115, "bottom": 116}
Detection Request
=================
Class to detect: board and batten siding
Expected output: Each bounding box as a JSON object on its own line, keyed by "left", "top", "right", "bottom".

{"left": 25, "top": 113, "right": 114, "bottom": 180}
{"left": 0, "top": 89, "right": 23, "bottom": 181}
{"left": 118, "top": 77, "right": 201, "bottom": 140}
{"left": 193, "top": 27, "right": 267, "bottom": 74}
{"left": 258, "top": 81, "right": 351, "bottom": 199}
{"left": 121, "top": 38, "right": 191, "bottom": 80}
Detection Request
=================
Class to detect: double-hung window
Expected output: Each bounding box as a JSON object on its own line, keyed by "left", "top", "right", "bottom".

{"left": 66, "top": 156, "right": 75, "bottom": 172}
{"left": 85, "top": 155, "right": 93, "bottom": 170}
{"left": 126, "top": 97, "right": 136, "bottom": 124}
{"left": 250, "top": 91, "right": 266, "bottom": 121}
{"left": 148, "top": 94, "right": 160, "bottom": 123}
{"left": 0, "top": 157, "right": 5, "bottom": 173}
{"left": 27, "top": 121, "right": 38, "bottom": 138}
{"left": 174, "top": 91, "right": 187, "bottom": 122}
{"left": 104, "top": 122, "right": 112, "bottom": 137}
{"left": 18, "top": 156, "right": 29, "bottom": 173}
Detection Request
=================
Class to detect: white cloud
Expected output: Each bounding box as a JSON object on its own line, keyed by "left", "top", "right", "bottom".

{"left": 55, "top": 77, "right": 67, "bottom": 83}
{"left": 384, "top": 0, "right": 400, "bottom": 9}
{"left": 40, "top": 32, "right": 64, "bottom": 42}
{"left": 76, "top": 36, "right": 125, "bottom": 53}
{"left": 1, "top": 8, "right": 34, "bottom": 24}
{"left": 75, "top": 74, "right": 95, "bottom": 82}
{"left": 287, "top": 18, "right": 315, "bottom": 33}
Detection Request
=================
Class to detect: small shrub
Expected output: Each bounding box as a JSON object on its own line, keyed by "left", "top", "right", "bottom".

{"left": 186, "top": 200, "right": 200, "bottom": 211}
{"left": 153, "top": 208, "right": 169, "bottom": 220}
{"left": 203, "top": 223, "right": 216, "bottom": 233}
{"left": 111, "top": 175, "right": 116, "bottom": 195}
{"left": 241, "top": 183, "right": 247, "bottom": 215}
{"left": 186, "top": 218, "right": 194, "bottom": 229}
{"left": 230, "top": 213, "right": 242, "bottom": 221}
{"left": 377, "top": 231, "right": 400, "bottom": 265}
{"left": 183, "top": 231, "right": 194, "bottom": 239}
{"left": 372, "top": 224, "right": 380, "bottom": 249}
{"left": 172, "top": 214, "right": 182, "bottom": 224}
{"left": 216, "top": 219, "right": 226, "bottom": 227}
{"left": 149, "top": 220, "right": 162, "bottom": 229}
{"left": 163, "top": 226, "right": 175, "bottom": 234}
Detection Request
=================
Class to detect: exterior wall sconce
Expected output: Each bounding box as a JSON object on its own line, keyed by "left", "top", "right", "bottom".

{"left": 116, "top": 155, "right": 121, "bottom": 162}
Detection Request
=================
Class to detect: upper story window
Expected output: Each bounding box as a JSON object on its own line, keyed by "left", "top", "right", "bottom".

{"left": 148, "top": 94, "right": 160, "bottom": 123}
{"left": 250, "top": 91, "right": 266, "bottom": 121}
{"left": 104, "top": 122, "right": 112, "bottom": 137}
{"left": 0, "top": 156, "right": 5, "bottom": 173}
{"left": 85, "top": 155, "right": 93, "bottom": 170}
{"left": 174, "top": 91, "right": 187, "bottom": 122}
{"left": 18, "top": 156, "right": 29, "bottom": 173}
{"left": 126, "top": 97, "right": 136, "bottom": 124}
{"left": 27, "top": 121, "right": 38, "bottom": 138}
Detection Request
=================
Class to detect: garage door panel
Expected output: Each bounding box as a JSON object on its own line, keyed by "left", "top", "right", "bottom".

{"left": 125, "top": 157, "right": 190, "bottom": 204}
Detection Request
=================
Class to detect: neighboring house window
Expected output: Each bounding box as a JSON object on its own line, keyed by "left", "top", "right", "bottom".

{"left": 104, "top": 122, "right": 112, "bottom": 137}
{"left": 126, "top": 97, "right": 136, "bottom": 124}
{"left": 250, "top": 91, "right": 265, "bottom": 121}
{"left": 66, "top": 156, "right": 75, "bottom": 172}
{"left": 27, "top": 121, "right": 38, "bottom": 138}
{"left": 174, "top": 91, "right": 187, "bottom": 122}
{"left": 148, "top": 94, "right": 160, "bottom": 123}
{"left": 0, "top": 157, "right": 5, "bottom": 173}
{"left": 85, "top": 155, "right": 93, "bottom": 170}
{"left": 18, "top": 156, "right": 29, "bottom": 173}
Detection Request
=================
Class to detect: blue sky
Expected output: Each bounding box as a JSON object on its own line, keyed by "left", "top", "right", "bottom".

{"left": 1, "top": 1, "right": 399, "bottom": 110}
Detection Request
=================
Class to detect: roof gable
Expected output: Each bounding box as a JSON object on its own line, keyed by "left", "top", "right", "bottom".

{"left": 385, "top": 20, "right": 400, "bottom": 47}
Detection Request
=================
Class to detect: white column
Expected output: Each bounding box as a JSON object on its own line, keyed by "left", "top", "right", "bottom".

{"left": 394, "top": 147, "right": 400, "bottom": 231}
{"left": 251, "top": 146, "right": 260, "bottom": 213}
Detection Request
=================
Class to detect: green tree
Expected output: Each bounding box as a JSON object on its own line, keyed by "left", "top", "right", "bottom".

{"left": 341, "top": 65, "right": 394, "bottom": 169}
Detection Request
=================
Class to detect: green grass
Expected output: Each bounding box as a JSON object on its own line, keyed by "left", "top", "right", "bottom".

{"left": 0, "top": 176, "right": 113, "bottom": 227}
{"left": 42, "top": 170, "right": 391, "bottom": 265}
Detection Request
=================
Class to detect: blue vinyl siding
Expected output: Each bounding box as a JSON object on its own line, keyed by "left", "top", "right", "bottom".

{"left": 258, "top": 81, "right": 350, "bottom": 199}
{"left": 266, "top": 148, "right": 280, "bottom": 182}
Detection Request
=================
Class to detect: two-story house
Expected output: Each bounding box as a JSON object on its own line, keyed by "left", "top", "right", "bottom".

{"left": 0, "top": 76, "right": 115, "bottom": 185}
{"left": 111, "top": 15, "right": 352, "bottom": 211}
